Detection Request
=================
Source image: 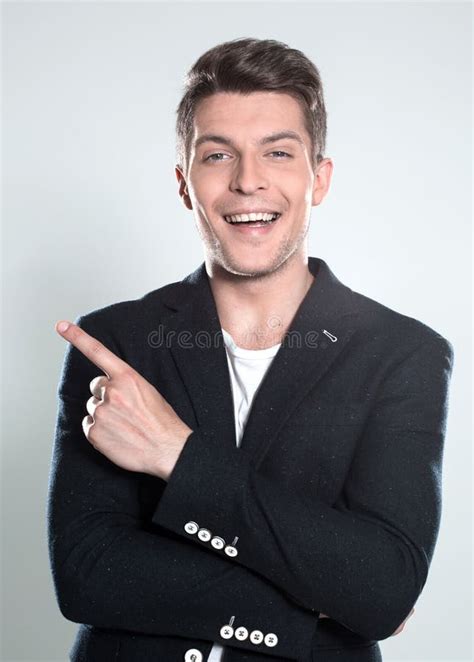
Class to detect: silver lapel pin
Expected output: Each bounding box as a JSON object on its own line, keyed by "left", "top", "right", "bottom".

{"left": 322, "top": 329, "right": 338, "bottom": 342}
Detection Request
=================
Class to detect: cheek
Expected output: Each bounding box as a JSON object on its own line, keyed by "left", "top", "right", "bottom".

{"left": 191, "top": 173, "right": 225, "bottom": 206}
{"left": 281, "top": 172, "right": 313, "bottom": 202}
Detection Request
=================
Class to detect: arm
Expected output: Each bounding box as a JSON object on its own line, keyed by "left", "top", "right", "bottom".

{"left": 152, "top": 335, "right": 454, "bottom": 641}
{"left": 47, "top": 315, "right": 318, "bottom": 660}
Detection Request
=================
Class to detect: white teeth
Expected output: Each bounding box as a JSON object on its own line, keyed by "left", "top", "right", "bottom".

{"left": 224, "top": 212, "right": 280, "bottom": 223}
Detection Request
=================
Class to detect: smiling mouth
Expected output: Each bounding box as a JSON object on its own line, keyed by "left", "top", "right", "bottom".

{"left": 223, "top": 212, "right": 282, "bottom": 225}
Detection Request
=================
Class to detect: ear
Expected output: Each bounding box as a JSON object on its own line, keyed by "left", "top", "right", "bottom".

{"left": 311, "top": 158, "right": 333, "bottom": 207}
{"left": 175, "top": 165, "right": 193, "bottom": 211}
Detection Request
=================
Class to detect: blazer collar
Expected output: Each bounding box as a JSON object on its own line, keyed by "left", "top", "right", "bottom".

{"left": 160, "top": 257, "right": 360, "bottom": 464}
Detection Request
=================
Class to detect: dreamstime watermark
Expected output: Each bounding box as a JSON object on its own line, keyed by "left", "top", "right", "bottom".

{"left": 147, "top": 321, "right": 328, "bottom": 350}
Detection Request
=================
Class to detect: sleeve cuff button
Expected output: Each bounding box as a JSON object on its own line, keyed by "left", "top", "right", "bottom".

{"left": 220, "top": 625, "right": 234, "bottom": 639}
{"left": 235, "top": 626, "right": 248, "bottom": 641}
{"left": 264, "top": 633, "right": 278, "bottom": 647}
{"left": 184, "top": 521, "right": 199, "bottom": 535}
{"left": 197, "top": 528, "right": 212, "bottom": 542}
{"left": 249, "top": 630, "right": 263, "bottom": 645}
{"left": 211, "top": 536, "right": 225, "bottom": 549}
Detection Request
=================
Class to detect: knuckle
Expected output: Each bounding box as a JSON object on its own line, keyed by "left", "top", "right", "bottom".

{"left": 93, "top": 403, "right": 104, "bottom": 419}
{"left": 90, "top": 375, "right": 108, "bottom": 398}
{"left": 121, "top": 366, "right": 137, "bottom": 382}
{"left": 82, "top": 415, "right": 91, "bottom": 435}
{"left": 90, "top": 375, "right": 102, "bottom": 389}
{"left": 106, "top": 385, "right": 121, "bottom": 404}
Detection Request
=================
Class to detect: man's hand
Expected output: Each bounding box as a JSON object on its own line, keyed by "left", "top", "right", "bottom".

{"left": 390, "top": 607, "right": 415, "bottom": 635}
{"left": 318, "top": 607, "right": 415, "bottom": 636}
{"left": 55, "top": 320, "right": 193, "bottom": 480}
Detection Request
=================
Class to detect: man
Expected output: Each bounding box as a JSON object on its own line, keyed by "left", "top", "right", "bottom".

{"left": 48, "top": 38, "right": 453, "bottom": 662}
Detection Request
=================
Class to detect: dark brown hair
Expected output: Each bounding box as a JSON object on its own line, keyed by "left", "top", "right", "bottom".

{"left": 175, "top": 37, "right": 327, "bottom": 176}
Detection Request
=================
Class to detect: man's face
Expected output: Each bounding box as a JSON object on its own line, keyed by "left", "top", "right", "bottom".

{"left": 176, "top": 91, "right": 332, "bottom": 278}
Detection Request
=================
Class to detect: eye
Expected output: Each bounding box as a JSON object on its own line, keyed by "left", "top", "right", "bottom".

{"left": 204, "top": 150, "right": 292, "bottom": 163}
{"left": 204, "top": 153, "right": 229, "bottom": 162}
{"left": 270, "top": 151, "right": 292, "bottom": 159}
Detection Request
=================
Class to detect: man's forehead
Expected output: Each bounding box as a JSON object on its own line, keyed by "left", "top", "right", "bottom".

{"left": 191, "top": 91, "right": 309, "bottom": 148}
{"left": 193, "top": 130, "right": 307, "bottom": 151}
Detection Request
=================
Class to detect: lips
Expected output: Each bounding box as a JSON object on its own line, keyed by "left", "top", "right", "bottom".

{"left": 223, "top": 210, "right": 281, "bottom": 217}
{"left": 222, "top": 213, "right": 283, "bottom": 235}
{"left": 223, "top": 212, "right": 281, "bottom": 224}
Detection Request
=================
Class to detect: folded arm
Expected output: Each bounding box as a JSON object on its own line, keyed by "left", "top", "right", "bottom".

{"left": 152, "top": 334, "right": 454, "bottom": 641}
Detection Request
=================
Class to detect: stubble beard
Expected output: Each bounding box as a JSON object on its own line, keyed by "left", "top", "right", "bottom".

{"left": 203, "top": 219, "right": 311, "bottom": 281}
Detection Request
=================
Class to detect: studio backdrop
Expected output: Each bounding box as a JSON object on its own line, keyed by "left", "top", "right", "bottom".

{"left": 2, "top": 2, "right": 471, "bottom": 661}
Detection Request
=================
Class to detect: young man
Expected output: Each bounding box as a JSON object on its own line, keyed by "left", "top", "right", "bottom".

{"left": 48, "top": 38, "right": 453, "bottom": 662}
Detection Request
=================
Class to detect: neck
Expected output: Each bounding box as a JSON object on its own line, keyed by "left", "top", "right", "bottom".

{"left": 206, "top": 251, "right": 315, "bottom": 349}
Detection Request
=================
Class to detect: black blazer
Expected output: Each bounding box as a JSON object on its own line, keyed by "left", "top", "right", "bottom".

{"left": 48, "top": 256, "right": 454, "bottom": 662}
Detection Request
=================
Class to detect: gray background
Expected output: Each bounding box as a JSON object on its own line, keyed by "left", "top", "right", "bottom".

{"left": 2, "top": 1, "right": 471, "bottom": 660}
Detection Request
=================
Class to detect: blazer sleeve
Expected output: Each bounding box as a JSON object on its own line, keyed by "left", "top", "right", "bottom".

{"left": 152, "top": 332, "right": 455, "bottom": 642}
{"left": 47, "top": 313, "right": 319, "bottom": 661}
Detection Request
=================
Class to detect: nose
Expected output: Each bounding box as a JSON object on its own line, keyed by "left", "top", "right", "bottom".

{"left": 230, "top": 154, "right": 270, "bottom": 194}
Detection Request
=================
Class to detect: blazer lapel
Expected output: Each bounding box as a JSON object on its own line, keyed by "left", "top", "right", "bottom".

{"left": 161, "top": 266, "right": 238, "bottom": 450}
{"left": 161, "top": 257, "right": 359, "bottom": 465}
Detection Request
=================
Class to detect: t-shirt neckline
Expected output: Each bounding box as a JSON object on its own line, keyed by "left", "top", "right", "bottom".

{"left": 221, "top": 327, "right": 282, "bottom": 359}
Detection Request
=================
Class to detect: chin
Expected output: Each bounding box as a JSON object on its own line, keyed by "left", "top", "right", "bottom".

{"left": 221, "top": 252, "right": 281, "bottom": 278}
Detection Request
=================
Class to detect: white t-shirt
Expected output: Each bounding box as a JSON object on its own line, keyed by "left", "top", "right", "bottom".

{"left": 208, "top": 328, "right": 282, "bottom": 662}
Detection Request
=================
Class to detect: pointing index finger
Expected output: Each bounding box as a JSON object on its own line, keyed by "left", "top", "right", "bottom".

{"left": 55, "top": 320, "right": 129, "bottom": 378}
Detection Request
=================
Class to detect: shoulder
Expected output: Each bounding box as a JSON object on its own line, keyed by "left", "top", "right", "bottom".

{"left": 72, "top": 279, "right": 184, "bottom": 347}
{"left": 347, "top": 287, "right": 454, "bottom": 363}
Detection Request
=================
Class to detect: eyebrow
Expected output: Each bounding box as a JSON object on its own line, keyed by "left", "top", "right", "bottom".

{"left": 194, "top": 130, "right": 305, "bottom": 150}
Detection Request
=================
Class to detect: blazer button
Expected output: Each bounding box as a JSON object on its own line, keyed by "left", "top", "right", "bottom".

{"left": 197, "top": 528, "right": 212, "bottom": 542}
{"left": 250, "top": 630, "right": 264, "bottom": 645}
{"left": 220, "top": 624, "right": 234, "bottom": 639}
{"left": 184, "top": 648, "right": 203, "bottom": 662}
{"left": 224, "top": 545, "right": 238, "bottom": 557}
{"left": 234, "top": 626, "right": 248, "bottom": 641}
{"left": 184, "top": 521, "right": 199, "bottom": 535}
{"left": 264, "top": 633, "right": 278, "bottom": 647}
{"left": 211, "top": 536, "right": 225, "bottom": 550}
